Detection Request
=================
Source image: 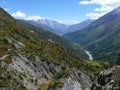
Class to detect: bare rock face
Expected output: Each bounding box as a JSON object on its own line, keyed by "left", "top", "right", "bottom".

{"left": 62, "top": 77, "right": 82, "bottom": 90}
{"left": 3, "top": 54, "right": 92, "bottom": 90}
{"left": 91, "top": 66, "right": 120, "bottom": 90}
{"left": 62, "top": 75, "right": 91, "bottom": 90}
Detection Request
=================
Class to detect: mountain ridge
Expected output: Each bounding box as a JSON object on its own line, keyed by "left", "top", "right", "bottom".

{"left": 25, "top": 19, "right": 93, "bottom": 36}
{"left": 63, "top": 6, "right": 120, "bottom": 63}
{"left": 26, "top": 19, "right": 68, "bottom": 36}
{"left": 67, "top": 19, "right": 94, "bottom": 33}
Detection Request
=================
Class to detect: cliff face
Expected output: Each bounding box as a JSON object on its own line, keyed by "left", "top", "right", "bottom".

{"left": 91, "top": 66, "right": 120, "bottom": 90}
{"left": 0, "top": 53, "right": 92, "bottom": 90}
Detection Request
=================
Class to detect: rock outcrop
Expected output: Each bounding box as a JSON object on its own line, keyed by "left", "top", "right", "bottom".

{"left": 91, "top": 66, "right": 120, "bottom": 90}
{"left": 6, "top": 54, "right": 92, "bottom": 90}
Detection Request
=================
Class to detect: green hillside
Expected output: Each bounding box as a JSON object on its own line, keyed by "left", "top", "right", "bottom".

{"left": 63, "top": 7, "right": 120, "bottom": 63}
{"left": 0, "top": 7, "right": 109, "bottom": 73}
{"left": 17, "top": 20, "right": 88, "bottom": 59}
{"left": 0, "top": 7, "right": 110, "bottom": 89}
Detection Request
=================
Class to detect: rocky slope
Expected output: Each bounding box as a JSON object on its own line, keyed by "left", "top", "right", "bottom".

{"left": 1, "top": 54, "right": 91, "bottom": 90}
{"left": 91, "top": 55, "right": 120, "bottom": 90}
{"left": 91, "top": 66, "right": 120, "bottom": 90}
{"left": 0, "top": 7, "right": 110, "bottom": 90}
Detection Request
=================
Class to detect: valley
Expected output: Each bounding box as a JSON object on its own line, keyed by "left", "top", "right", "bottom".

{"left": 63, "top": 6, "right": 120, "bottom": 63}
{"left": 25, "top": 19, "right": 93, "bottom": 36}
{"left": 0, "top": 7, "right": 110, "bottom": 90}
{"left": 0, "top": 1, "right": 120, "bottom": 90}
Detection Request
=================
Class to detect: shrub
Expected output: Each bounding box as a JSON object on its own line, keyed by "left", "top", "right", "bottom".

{"left": 4, "top": 56, "right": 12, "bottom": 64}
{"left": 48, "top": 80, "right": 63, "bottom": 89}
{"left": 53, "top": 70, "right": 70, "bottom": 80}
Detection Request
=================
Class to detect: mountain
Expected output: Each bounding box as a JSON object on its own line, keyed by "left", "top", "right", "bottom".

{"left": 67, "top": 19, "right": 93, "bottom": 33}
{"left": 18, "top": 20, "right": 88, "bottom": 59}
{"left": 26, "top": 19, "right": 69, "bottom": 36}
{"left": 26, "top": 19, "right": 93, "bottom": 36}
{"left": 63, "top": 6, "right": 120, "bottom": 63}
{"left": 0, "top": 7, "right": 110, "bottom": 90}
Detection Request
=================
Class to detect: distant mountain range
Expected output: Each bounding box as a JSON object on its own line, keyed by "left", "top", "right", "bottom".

{"left": 18, "top": 20, "right": 88, "bottom": 59}
{"left": 67, "top": 19, "right": 94, "bottom": 33}
{"left": 26, "top": 19, "right": 68, "bottom": 36}
{"left": 63, "top": 6, "right": 120, "bottom": 63}
{"left": 25, "top": 19, "right": 93, "bottom": 36}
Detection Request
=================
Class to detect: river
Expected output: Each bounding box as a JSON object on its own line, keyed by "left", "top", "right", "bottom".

{"left": 85, "top": 50, "right": 93, "bottom": 60}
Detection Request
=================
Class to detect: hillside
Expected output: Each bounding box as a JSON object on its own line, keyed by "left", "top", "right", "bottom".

{"left": 26, "top": 19, "right": 68, "bottom": 36}
{"left": 67, "top": 19, "right": 93, "bottom": 33}
{"left": 0, "top": 7, "right": 110, "bottom": 90}
{"left": 26, "top": 19, "right": 93, "bottom": 35}
{"left": 18, "top": 20, "right": 88, "bottom": 59}
{"left": 63, "top": 6, "right": 120, "bottom": 63}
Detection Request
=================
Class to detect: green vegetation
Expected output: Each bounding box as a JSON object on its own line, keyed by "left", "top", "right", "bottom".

{"left": 115, "top": 53, "right": 120, "bottom": 65}
{"left": 53, "top": 70, "right": 70, "bottom": 80}
{"left": 40, "top": 70, "right": 69, "bottom": 90}
{"left": 0, "top": 9, "right": 110, "bottom": 73}
{"left": 40, "top": 79, "right": 63, "bottom": 90}
{"left": 18, "top": 20, "right": 88, "bottom": 59}
{"left": 40, "top": 79, "right": 53, "bottom": 90}
{"left": 63, "top": 8, "right": 120, "bottom": 63}
{"left": 48, "top": 80, "right": 63, "bottom": 90}
{"left": 0, "top": 77, "right": 9, "bottom": 86}
{"left": 4, "top": 56, "right": 12, "bottom": 64}
{"left": 0, "top": 7, "right": 111, "bottom": 89}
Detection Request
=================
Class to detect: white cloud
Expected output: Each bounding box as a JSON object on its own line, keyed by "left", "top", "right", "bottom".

{"left": 25, "top": 16, "right": 78, "bottom": 25}
{"left": 94, "top": 6, "right": 113, "bottom": 12}
{"left": 52, "top": 19, "right": 79, "bottom": 25}
{"left": 79, "top": 1, "right": 90, "bottom": 5}
{"left": 79, "top": 0, "right": 120, "bottom": 19}
{"left": 12, "top": 11, "right": 26, "bottom": 18}
{"left": 79, "top": 0, "right": 120, "bottom": 6}
{"left": 86, "top": 12, "right": 107, "bottom": 19}
{"left": 11, "top": 11, "right": 78, "bottom": 25}
{"left": 24, "top": 16, "right": 43, "bottom": 21}
{"left": 61, "top": 20, "right": 79, "bottom": 25}
{"left": 4, "top": 8, "right": 9, "bottom": 11}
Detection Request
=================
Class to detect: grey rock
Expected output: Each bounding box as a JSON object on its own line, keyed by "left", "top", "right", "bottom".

{"left": 6, "top": 54, "right": 92, "bottom": 90}
{"left": 91, "top": 66, "right": 120, "bottom": 90}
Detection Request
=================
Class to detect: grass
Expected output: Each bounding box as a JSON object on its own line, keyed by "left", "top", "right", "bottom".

{"left": 39, "top": 79, "right": 53, "bottom": 90}
{"left": 4, "top": 56, "right": 12, "bottom": 64}
{"left": 53, "top": 70, "right": 70, "bottom": 80}
{"left": 39, "top": 70, "right": 69, "bottom": 90}
{"left": 40, "top": 79, "right": 64, "bottom": 90}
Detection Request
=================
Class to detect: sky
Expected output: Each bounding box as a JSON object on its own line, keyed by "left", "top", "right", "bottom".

{"left": 0, "top": 0, "right": 120, "bottom": 24}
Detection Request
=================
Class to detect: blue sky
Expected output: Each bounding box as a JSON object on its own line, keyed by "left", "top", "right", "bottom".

{"left": 0, "top": 0, "right": 120, "bottom": 24}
